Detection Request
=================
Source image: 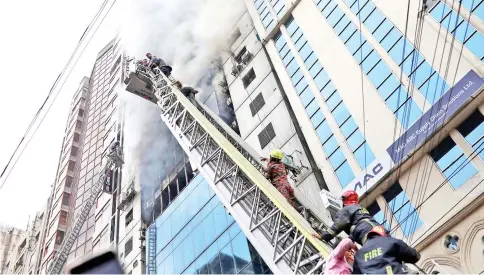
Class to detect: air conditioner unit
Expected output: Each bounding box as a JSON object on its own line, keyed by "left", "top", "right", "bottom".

{"left": 320, "top": 189, "right": 342, "bottom": 220}
{"left": 241, "top": 51, "right": 253, "bottom": 65}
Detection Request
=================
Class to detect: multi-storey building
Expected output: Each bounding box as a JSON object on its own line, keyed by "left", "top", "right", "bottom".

{"left": 3, "top": 209, "right": 47, "bottom": 275}
{"left": 68, "top": 37, "right": 124, "bottom": 266}
{"left": 0, "top": 225, "right": 24, "bottom": 274}
{"left": 38, "top": 77, "right": 90, "bottom": 273}
{"left": 37, "top": 37, "right": 125, "bottom": 273}
{"left": 242, "top": 0, "right": 483, "bottom": 273}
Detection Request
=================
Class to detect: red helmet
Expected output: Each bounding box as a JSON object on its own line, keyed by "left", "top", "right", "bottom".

{"left": 341, "top": 190, "right": 359, "bottom": 206}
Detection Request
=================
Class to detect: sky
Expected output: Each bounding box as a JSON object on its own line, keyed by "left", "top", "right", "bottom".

{"left": 0, "top": 0, "right": 124, "bottom": 229}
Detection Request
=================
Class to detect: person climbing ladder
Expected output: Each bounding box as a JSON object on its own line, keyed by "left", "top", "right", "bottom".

{"left": 261, "top": 149, "right": 295, "bottom": 207}
{"left": 312, "top": 190, "right": 388, "bottom": 246}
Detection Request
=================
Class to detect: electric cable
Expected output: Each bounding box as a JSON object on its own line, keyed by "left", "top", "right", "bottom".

{"left": 406, "top": 0, "right": 471, "bottom": 243}
{"left": 390, "top": 140, "right": 483, "bottom": 234}
{"left": 410, "top": 177, "right": 483, "bottom": 246}
{"left": 0, "top": 0, "right": 109, "bottom": 181}
{"left": 0, "top": 0, "right": 116, "bottom": 191}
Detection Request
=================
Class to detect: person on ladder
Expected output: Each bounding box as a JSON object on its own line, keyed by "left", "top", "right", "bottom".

{"left": 146, "top": 53, "right": 172, "bottom": 76}
{"left": 312, "top": 190, "right": 389, "bottom": 246}
{"left": 260, "top": 150, "right": 295, "bottom": 207}
{"left": 352, "top": 229, "right": 420, "bottom": 274}
{"left": 174, "top": 81, "right": 199, "bottom": 107}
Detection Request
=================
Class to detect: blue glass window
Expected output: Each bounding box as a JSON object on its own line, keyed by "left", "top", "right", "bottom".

{"left": 347, "top": 130, "right": 365, "bottom": 151}
{"left": 323, "top": 135, "right": 340, "bottom": 155}
{"left": 353, "top": 142, "right": 376, "bottom": 168}
{"left": 383, "top": 183, "right": 423, "bottom": 237}
{"left": 329, "top": 147, "right": 346, "bottom": 168}
{"left": 430, "top": 136, "right": 478, "bottom": 189}
{"left": 311, "top": 110, "right": 325, "bottom": 127}
{"left": 340, "top": 118, "right": 358, "bottom": 138}
{"left": 335, "top": 161, "right": 355, "bottom": 187}
{"left": 394, "top": 99, "right": 422, "bottom": 129}
{"left": 316, "top": 120, "right": 333, "bottom": 143}
{"left": 332, "top": 103, "right": 351, "bottom": 125}
{"left": 149, "top": 177, "right": 272, "bottom": 274}
{"left": 367, "top": 201, "right": 390, "bottom": 230}
{"left": 457, "top": 110, "right": 484, "bottom": 163}
{"left": 295, "top": 78, "right": 308, "bottom": 95}
{"left": 326, "top": 92, "right": 342, "bottom": 111}
{"left": 306, "top": 99, "right": 320, "bottom": 116}
{"left": 430, "top": 1, "right": 484, "bottom": 60}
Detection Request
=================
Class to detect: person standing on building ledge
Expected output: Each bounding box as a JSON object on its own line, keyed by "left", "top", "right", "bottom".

{"left": 324, "top": 238, "right": 357, "bottom": 275}
{"left": 352, "top": 230, "right": 420, "bottom": 274}
{"left": 312, "top": 190, "right": 389, "bottom": 246}
{"left": 260, "top": 150, "right": 295, "bottom": 207}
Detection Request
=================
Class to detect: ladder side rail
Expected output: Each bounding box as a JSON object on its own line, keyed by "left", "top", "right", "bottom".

{"left": 197, "top": 99, "right": 334, "bottom": 227}
{"left": 130, "top": 62, "right": 333, "bottom": 230}
{"left": 48, "top": 160, "right": 114, "bottom": 274}
{"left": 141, "top": 70, "right": 332, "bottom": 274}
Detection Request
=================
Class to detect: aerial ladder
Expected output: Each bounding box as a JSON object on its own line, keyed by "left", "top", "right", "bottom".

{"left": 47, "top": 143, "right": 124, "bottom": 274}
{"left": 124, "top": 58, "right": 335, "bottom": 274}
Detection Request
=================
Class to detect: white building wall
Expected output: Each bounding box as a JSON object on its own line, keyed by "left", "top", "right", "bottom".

{"left": 222, "top": 12, "right": 328, "bottom": 214}
{"left": 244, "top": 0, "right": 484, "bottom": 272}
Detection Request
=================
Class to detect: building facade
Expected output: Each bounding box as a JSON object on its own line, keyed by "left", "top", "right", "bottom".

{"left": 243, "top": 0, "right": 483, "bottom": 273}
{"left": 0, "top": 225, "right": 24, "bottom": 274}
{"left": 36, "top": 37, "right": 126, "bottom": 273}
{"left": 2, "top": 210, "right": 47, "bottom": 275}
{"left": 38, "top": 76, "right": 91, "bottom": 273}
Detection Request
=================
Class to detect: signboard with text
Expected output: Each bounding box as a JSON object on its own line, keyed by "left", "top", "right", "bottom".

{"left": 387, "top": 70, "right": 484, "bottom": 165}
{"left": 342, "top": 70, "right": 483, "bottom": 197}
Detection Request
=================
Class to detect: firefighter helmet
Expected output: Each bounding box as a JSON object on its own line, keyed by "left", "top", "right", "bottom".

{"left": 270, "top": 149, "right": 283, "bottom": 160}
{"left": 341, "top": 190, "right": 359, "bottom": 206}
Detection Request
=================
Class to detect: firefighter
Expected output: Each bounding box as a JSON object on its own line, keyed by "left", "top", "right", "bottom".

{"left": 312, "top": 190, "right": 389, "bottom": 246}
{"left": 352, "top": 230, "right": 420, "bottom": 274}
{"left": 260, "top": 150, "right": 295, "bottom": 207}
{"left": 146, "top": 53, "right": 172, "bottom": 76}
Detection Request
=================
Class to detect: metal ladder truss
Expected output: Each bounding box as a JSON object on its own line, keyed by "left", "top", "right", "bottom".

{"left": 48, "top": 148, "right": 124, "bottom": 274}
{"left": 148, "top": 224, "right": 157, "bottom": 274}
{"left": 128, "top": 64, "right": 333, "bottom": 275}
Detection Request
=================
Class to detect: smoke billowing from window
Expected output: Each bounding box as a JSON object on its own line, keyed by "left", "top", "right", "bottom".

{"left": 119, "top": 0, "right": 245, "bottom": 223}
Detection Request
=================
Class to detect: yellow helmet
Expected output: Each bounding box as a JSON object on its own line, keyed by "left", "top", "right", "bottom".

{"left": 270, "top": 149, "right": 283, "bottom": 160}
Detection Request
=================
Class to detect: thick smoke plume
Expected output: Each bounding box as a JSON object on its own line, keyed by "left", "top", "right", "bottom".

{"left": 122, "top": 0, "right": 245, "bottom": 85}
{"left": 120, "top": 0, "right": 245, "bottom": 222}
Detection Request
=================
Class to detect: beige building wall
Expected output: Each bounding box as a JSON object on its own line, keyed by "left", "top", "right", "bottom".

{"left": 244, "top": 0, "right": 484, "bottom": 272}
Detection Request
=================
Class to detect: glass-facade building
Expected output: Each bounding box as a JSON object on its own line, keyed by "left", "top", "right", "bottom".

{"left": 146, "top": 175, "right": 272, "bottom": 274}
{"left": 249, "top": 0, "right": 484, "bottom": 268}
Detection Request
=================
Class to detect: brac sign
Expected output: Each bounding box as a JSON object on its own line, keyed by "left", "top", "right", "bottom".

{"left": 342, "top": 153, "right": 393, "bottom": 196}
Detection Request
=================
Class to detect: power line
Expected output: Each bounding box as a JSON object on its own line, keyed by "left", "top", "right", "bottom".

{"left": 405, "top": 0, "right": 471, "bottom": 242}
{"left": 0, "top": 0, "right": 116, "bottom": 191}
{"left": 390, "top": 141, "right": 483, "bottom": 234}
{"left": 0, "top": 0, "right": 109, "bottom": 181}
{"left": 410, "top": 178, "right": 483, "bottom": 246}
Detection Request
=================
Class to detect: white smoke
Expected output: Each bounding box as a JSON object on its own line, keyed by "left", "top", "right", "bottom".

{"left": 119, "top": 0, "right": 245, "bottom": 221}
{"left": 122, "top": 0, "right": 245, "bottom": 85}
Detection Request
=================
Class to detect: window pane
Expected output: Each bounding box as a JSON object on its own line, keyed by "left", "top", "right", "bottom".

{"left": 316, "top": 120, "right": 333, "bottom": 143}
{"left": 353, "top": 142, "right": 376, "bottom": 168}
{"left": 335, "top": 161, "right": 355, "bottom": 188}
{"left": 329, "top": 147, "right": 345, "bottom": 168}
{"left": 323, "top": 136, "right": 339, "bottom": 155}
{"left": 347, "top": 130, "right": 365, "bottom": 151}
{"left": 332, "top": 103, "right": 351, "bottom": 125}
{"left": 340, "top": 118, "right": 358, "bottom": 138}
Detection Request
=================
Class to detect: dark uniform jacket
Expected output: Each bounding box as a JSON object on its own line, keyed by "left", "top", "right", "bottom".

{"left": 321, "top": 204, "right": 387, "bottom": 245}
{"left": 352, "top": 236, "right": 420, "bottom": 274}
